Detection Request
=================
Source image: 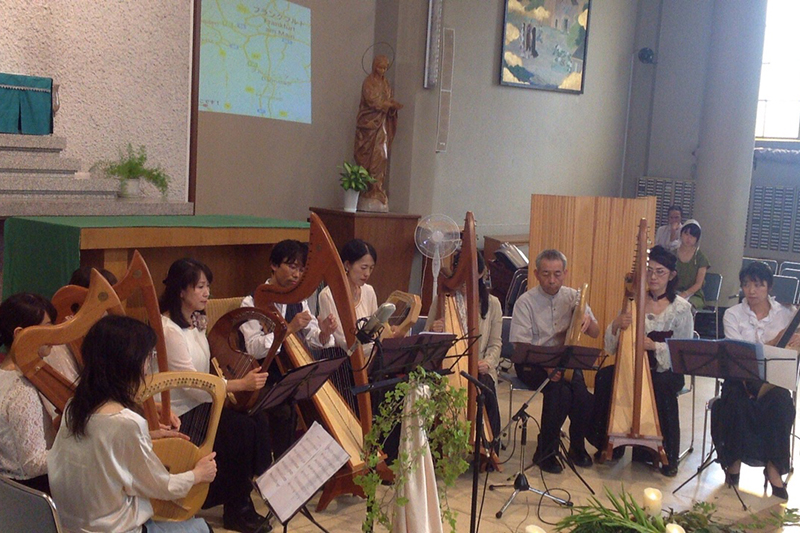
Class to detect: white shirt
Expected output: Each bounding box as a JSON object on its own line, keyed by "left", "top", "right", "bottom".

{"left": 48, "top": 407, "right": 195, "bottom": 533}
{"left": 723, "top": 296, "right": 796, "bottom": 344}
{"left": 0, "top": 369, "right": 53, "bottom": 480}
{"left": 655, "top": 224, "right": 681, "bottom": 252}
{"left": 162, "top": 316, "right": 212, "bottom": 416}
{"left": 604, "top": 296, "right": 694, "bottom": 372}
{"left": 240, "top": 281, "right": 334, "bottom": 359}
{"left": 317, "top": 284, "right": 378, "bottom": 350}
{"left": 509, "top": 285, "right": 595, "bottom": 347}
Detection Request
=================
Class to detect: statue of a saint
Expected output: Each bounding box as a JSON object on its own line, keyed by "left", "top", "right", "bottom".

{"left": 354, "top": 55, "right": 403, "bottom": 212}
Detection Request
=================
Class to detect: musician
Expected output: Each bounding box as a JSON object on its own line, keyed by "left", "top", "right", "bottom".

{"left": 428, "top": 251, "right": 504, "bottom": 445}
{"left": 711, "top": 261, "right": 800, "bottom": 499}
{"left": 654, "top": 205, "right": 683, "bottom": 252}
{"left": 240, "top": 239, "right": 337, "bottom": 359}
{"left": 0, "top": 293, "right": 59, "bottom": 494}
{"left": 48, "top": 315, "right": 217, "bottom": 533}
{"left": 596, "top": 245, "right": 693, "bottom": 477}
{"left": 160, "top": 258, "right": 271, "bottom": 533}
{"left": 317, "top": 239, "right": 379, "bottom": 350}
{"left": 510, "top": 249, "right": 599, "bottom": 474}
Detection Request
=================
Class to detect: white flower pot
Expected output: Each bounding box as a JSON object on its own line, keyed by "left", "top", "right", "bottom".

{"left": 119, "top": 177, "right": 143, "bottom": 198}
{"left": 343, "top": 189, "right": 360, "bottom": 212}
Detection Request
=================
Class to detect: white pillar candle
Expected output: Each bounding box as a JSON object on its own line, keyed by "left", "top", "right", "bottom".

{"left": 525, "top": 526, "right": 546, "bottom": 533}
{"left": 665, "top": 524, "right": 686, "bottom": 533}
{"left": 643, "top": 487, "right": 662, "bottom": 515}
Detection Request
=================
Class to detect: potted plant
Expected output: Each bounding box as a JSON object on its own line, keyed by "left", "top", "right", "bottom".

{"left": 92, "top": 144, "right": 170, "bottom": 197}
{"left": 339, "top": 161, "right": 375, "bottom": 212}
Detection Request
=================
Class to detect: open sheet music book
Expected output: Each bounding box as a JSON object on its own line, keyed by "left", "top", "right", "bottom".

{"left": 254, "top": 421, "right": 349, "bottom": 524}
{"left": 667, "top": 338, "right": 799, "bottom": 391}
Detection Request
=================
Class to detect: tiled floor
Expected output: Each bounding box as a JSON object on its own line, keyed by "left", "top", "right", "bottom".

{"left": 200, "top": 376, "right": 796, "bottom": 532}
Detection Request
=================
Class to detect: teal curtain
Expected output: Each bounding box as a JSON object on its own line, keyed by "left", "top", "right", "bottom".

{"left": 0, "top": 73, "right": 53, "bottom": 135}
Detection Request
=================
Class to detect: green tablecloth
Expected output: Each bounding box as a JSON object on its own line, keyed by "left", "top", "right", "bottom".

{"left": 0, "top": 73, "right": 53, "bottom": 135}
{"left": 3, "top": 215, "right": 310, "bottom": 299}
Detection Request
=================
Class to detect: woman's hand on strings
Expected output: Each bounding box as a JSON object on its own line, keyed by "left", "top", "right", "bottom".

{"left": 192, "top": 452, "right": 217, "bottom": 484}
{"left": 431, "top": 319, "right": 445, "bottom": 333}
{"left": 612, "top": 311, "right": 632, "bottom": 334}
{"left": 150, "top": 428, "right": 189, "bottom": 441}
{"left": 228, "top": 368, "right": 268, "bottom": 392}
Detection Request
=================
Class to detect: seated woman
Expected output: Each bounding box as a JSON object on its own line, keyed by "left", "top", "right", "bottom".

{"left": 591, "top": 245, "right": 693, "bottom": 476}
{"left": 675, "top": 220, "right": 709, "bottom": 309}
{"left": 427, "top": 252, "right": 503, "bottom": 444}
{"left": 317, "top": 238, "right": 379, "bottom": 350}
{"left": 0, "top": 293, "right": 59, "bottom": 494}
{"left": 160, "top": 258, "right": 272, "bottom": 533}
{"left": 711, "top": 261, "right": 798, "bottom": 499}
{"left": 47, "top": 315, "right": 216, "bottom": 533}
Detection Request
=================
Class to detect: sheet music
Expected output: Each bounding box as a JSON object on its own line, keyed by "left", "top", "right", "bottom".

{"left": 254, "top": 422, "right": 349, "bottom": 523}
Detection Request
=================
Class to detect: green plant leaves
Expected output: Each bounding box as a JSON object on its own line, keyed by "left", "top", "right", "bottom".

{"left": 92, "top": 143, "right": 171, "bottom": 195}
{"left": 339, "top": 161, "right": 376, "bottom": 192}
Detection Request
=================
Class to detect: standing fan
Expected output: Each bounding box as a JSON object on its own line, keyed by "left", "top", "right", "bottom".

{"left": 415, "top": 214, "right": 461, "bottom": 302}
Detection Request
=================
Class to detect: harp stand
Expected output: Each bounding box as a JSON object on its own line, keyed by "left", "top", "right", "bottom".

{"left": 666, "top": 338, "right": 771, "bottom": 511}
{"left": 489, "top": 366, "right": 572, "bottom": 517}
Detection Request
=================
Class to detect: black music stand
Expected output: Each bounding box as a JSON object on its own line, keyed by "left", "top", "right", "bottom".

{"left": 250, "top": 358, "right": 347, "bottom": 532}
{"left": 666, "top": 338, "right": 768, "bottom": 510}
{"left": 489, "top": 343, "right": 602, "bottom": 516}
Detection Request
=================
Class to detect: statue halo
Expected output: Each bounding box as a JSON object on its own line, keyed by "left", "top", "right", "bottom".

{"left": 361, "top": 42, "right": 396, "bottom": 75}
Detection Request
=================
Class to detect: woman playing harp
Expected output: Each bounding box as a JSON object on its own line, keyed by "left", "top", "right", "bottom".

{"left": 160, "top": 258, "right": 272, "bottom": 533}
{"left": 592, "top": 245, "right": 692, "bottom": 477}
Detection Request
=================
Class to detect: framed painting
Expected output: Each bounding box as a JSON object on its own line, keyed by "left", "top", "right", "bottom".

{"left": 500, "top": 0, "right": 591, "bottom": 94}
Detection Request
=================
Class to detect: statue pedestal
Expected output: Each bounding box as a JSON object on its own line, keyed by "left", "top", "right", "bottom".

{"left": 310, "top": 207, "right": 420, "bottom": 303}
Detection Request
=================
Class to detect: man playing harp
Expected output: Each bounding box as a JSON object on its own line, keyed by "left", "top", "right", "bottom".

{"left": 510, "top": 249, "right": 599, "bottom": 474}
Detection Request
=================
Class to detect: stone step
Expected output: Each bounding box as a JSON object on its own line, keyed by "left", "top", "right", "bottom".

{"left": 0, "top": 133, "right": 66, "bottom": 152}
{"left": 0, "top": 176, "right": 119, "bottom": 196}
{"left": 0, "top": 153, "right": 80, "bottom": 173}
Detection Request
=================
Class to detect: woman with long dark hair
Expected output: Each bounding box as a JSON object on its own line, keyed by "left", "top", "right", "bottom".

{"left": 47, "top": 315, "right": 216, "bottom": 532}
{"left": 160, "top": 258, "right": 271, "bottom": 533}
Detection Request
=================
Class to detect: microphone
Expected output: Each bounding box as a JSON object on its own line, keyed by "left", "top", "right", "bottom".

{"left": 459, "top": 370, "right": 495, "bottom": 397}
{"left": 347, "top": 302, "right": 396, "bottom": 356}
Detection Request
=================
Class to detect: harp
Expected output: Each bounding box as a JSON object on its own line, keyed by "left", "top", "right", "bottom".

{"left": 435, "top": 212, "right": 499, "bottom": 466}
{"left": 51, "top": 251, "right": 172, "bottom": 428}
{"left": 9, "top": 270, "right": 123, "bottom": 413}
{"left": 379, "top": 290, "right": 422, "bottom": 339}
{"left": 604, "top": 219, "right": 667, "bottom": 465}
{"left": 135, "top": 371, "right": 225, "bottom": 521}
{"left": 252, "top": 212, "right": 380, "bottom": 511}
{"left": 207, "top": 306, "right": 287, "bottom": 412}
{"left": 561, "top": 282, "right": 590, "bottom": 382}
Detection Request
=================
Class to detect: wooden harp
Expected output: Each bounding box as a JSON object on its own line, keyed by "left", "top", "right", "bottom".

{"left": 207, "top": 306, "right": 287, "bottom": 412}
{"left": 252, "top": 212, "right": 374, "bottom": 511}
{"left": 604, "top": 219, "right": 667, "bottom": 465}
{"left": 50, "top": 250, "right": 172, "bottom": 429}
{"left": 379, "top": 290, "right": 422, "bottom": 340}
{"left": 435, "top": 212, "right": 498, "bottom": 465}
{"left": 565, "top": 283, "right": 589, "bottom": 346}
{"left": 10, "top": 270, "right": 123, "bottom": 413}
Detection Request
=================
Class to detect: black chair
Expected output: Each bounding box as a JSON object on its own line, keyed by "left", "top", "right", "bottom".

{"left": 695, "top": 272, "right": 722, "bottom": 339}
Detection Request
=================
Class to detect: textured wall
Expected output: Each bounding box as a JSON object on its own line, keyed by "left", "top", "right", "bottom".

{"left": 0, "top": 1, "right": 192, "bottom": 200}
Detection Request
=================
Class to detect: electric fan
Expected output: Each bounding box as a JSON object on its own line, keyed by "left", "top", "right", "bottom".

{"left": 415, "top": 214, "right": 461, "bottom": 302}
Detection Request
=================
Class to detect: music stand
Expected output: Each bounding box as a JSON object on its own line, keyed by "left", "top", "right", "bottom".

{"left": 489, "top": 343, "right": 602, "bottom": 517}
{"left": 248, "top": 358, "right": 347, "bottom": 532}
{"left": 666, "top": 338, "right": 768, "bottom": 510}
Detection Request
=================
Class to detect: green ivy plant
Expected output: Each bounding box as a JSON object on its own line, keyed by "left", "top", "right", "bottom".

{"left": 555, "top": 487, "right": 800, "bottom": 533}
{"left": 339, "top": 161, "right": 375, "bottom": 192}
{"left": 93, "top": 143, "right": 170, "bottom": 196}
{"left": 355, "top": 368, "right": 471, "bottom": 533}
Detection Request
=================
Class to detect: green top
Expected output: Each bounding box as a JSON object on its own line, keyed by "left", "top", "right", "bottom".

{"left": 675, "top": 248, "right": 710, "bottom": 309}
{"left": 11, "top": 215, "right": 309, "bottom": 229}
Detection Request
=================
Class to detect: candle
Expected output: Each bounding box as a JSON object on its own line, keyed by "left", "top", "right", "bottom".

{"left": 665, "top": 524, "right": 686, "bottom": 533}
{"left": 643, "top": 487, "right": 662, "bottom": 515}
{"left": 525, "top": 526, "right": 546, "bottom": 533}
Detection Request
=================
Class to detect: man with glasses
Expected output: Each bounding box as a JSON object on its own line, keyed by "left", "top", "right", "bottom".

{"left": 510, "top": 249, "right": 600, "bottom": 474}
{"left": 240, "top": 239, "right": 338, "bottom": 458}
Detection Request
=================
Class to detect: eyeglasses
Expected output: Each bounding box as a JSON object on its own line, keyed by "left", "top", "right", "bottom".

{"left": 646, "top": 267, "right": 670, "bottom": 278}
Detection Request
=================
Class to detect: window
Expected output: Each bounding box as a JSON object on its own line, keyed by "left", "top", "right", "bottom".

{"left": 755, "top": 0, "right": 800, "bottom": 140}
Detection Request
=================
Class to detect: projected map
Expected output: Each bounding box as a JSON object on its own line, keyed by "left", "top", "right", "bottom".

{"left": 199, "top": 0, "right": 311, "bottom": 123}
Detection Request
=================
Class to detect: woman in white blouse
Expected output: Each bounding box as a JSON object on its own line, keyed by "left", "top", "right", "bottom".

{"left": 0, "top": 293, "right": 59, "bottom": 494}
{"left": 593, "top": 245, "right": 693, "bottom": 477}
{"left": 712, "top": 261, "right": 800, "bottom": 499}
{"left": 160, "top": 258, "right": 271, "bottom": 533}
{"left": 48, "top": 315, "right": 216, "bottom": 533}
